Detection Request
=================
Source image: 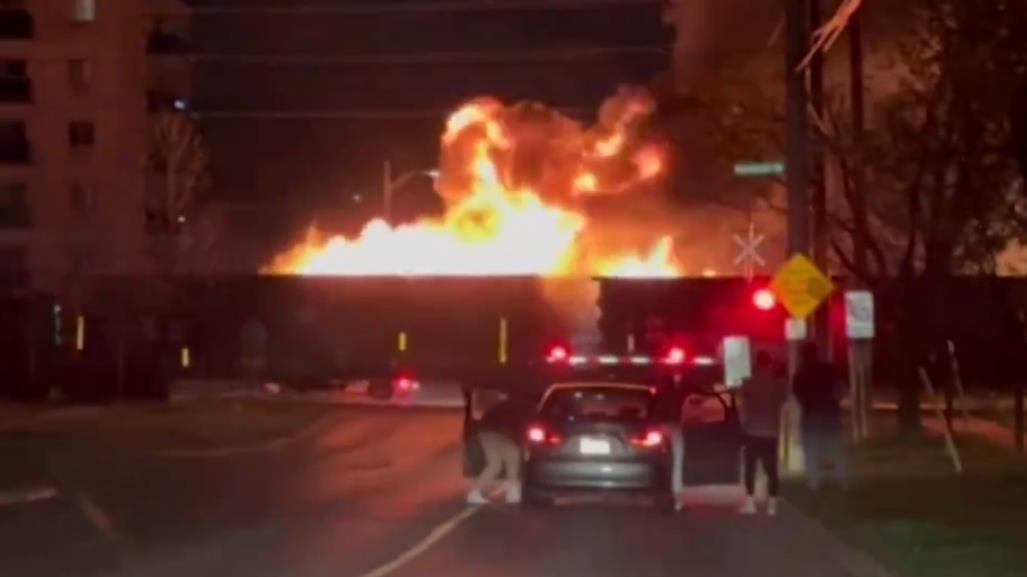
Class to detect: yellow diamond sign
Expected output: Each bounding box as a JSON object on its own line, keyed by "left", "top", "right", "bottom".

{"left": 770, "top": 254, "right": 835, "bottom": 319}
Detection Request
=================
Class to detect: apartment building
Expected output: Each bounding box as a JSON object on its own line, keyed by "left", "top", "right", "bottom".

{"left": 0, "top": 0, "right": 189, "bottom": 293}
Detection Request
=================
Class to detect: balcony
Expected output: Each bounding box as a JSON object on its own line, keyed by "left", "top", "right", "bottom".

{"left": 0, "top": 76, "right": 30, "bottom": 103}
{"left": 0, "top": 10, "right": 33, "bottom": 40}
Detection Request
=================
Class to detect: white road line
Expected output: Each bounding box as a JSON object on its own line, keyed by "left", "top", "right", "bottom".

{"left": 0, "top": 486, "right": 60, "bottom": 508}
{"left": 353, "top": 506, "right": 480, "bottom": 577}
{"left": 72, "top": 489, "right": 124, "bottom": 547}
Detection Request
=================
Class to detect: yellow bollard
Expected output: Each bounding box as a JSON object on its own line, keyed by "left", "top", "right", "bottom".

{"left": 75, "top": 315, "right": 85, "bottom": 352}
{"left": 180, "top": 347, "right": 191, "bottom": 369}
{"left": 498, "top": 317, "right": 508, "bottom": 365}
{"left": 397, "top": 331, "right": 408, "bottom": 353}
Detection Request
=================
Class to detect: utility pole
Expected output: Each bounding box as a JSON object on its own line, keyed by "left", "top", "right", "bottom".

{"left": 808, "top": 0, "right": 831, "bottom": 358}
{"left": 786, "top": 0, "right": 811, "bottom": 260}
{"left": 849, "top": 8, "right": 869, "bottom": 275}
{"left": 782, "top": 0, "right": 813, "bottom": 478}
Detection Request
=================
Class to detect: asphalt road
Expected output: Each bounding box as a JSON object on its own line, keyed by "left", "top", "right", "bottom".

{"left": 0, "top": 404, "right": 884, "bottom": 577}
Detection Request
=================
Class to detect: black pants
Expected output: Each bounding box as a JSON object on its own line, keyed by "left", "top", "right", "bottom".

{"left": 743, "top": 435, "right": 780, "bottom": 497}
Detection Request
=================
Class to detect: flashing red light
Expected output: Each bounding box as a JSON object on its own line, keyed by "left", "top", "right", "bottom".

{"left": 631, "top": 429, "right": 664, "bottom": 448}
{"left": 546, "top": 345, "right": 570, "bottom": 363}
{"left": 753, "top": 289, "right": 777, "bottom": 311}
{"left": 662, "top": 347, "right": 686, "bottom": 366}
{"left": 394, "top": 376, "right": 416, "bottom": 392}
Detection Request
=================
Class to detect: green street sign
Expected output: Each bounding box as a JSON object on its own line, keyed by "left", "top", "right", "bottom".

{"left": 734, "top": 161, "right": 786, "bottom": 177}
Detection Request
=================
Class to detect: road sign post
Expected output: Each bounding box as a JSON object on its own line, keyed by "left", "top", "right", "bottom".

{"left": 845, "top": 290, "right": 874, "bottom": 442}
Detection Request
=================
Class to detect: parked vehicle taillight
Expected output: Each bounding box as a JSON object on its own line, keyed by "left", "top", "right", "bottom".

{"left": 630, "top": 429, "right": 665, "bottom": 448}
{"left": 526, "top": 425, "right": 561, "bottom": 445}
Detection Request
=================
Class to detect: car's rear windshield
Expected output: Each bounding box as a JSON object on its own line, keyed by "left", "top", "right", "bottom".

{"left": 540, "top": 386, "right": 653, "bottom": 422}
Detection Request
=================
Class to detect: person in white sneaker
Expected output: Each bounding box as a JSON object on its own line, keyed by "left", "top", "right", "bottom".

{"left": 738, "top": 350, "right": 788, "bottom": 516}
{"left": 466, "top": 393, "right": 530, "bottom": 506}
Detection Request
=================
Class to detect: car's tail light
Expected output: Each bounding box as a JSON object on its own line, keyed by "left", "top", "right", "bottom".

{"left": 526, "top": 425, "right": 561, "bottom": 445}
{"left": 393, "top": 373, "right": 418, "bottom": 392}
{"left": 630, "top": 429, "right": 665, "bottom": 448}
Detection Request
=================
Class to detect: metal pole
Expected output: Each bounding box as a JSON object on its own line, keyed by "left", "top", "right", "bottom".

{"left": 382, "top": 160, "right": 393, "bottom": 222}
{"left": 809, "top": 0, "right": 831, "bottom": 357}
{"left": 849, "top": 9, "right": 869, "bottom": 274}
{"left": 786, "top": 0, "right": 811, "bottom": 260}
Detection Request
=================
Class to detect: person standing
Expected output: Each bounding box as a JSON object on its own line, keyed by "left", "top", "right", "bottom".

{"left": 793, "top": 341, "right": 850, "bottom": 490}
{"left": 738, "top": 350, "right": 789, "bottom": 516}
{"left": 466, "top": 393, "right": 529, "bottom": 506}
{"left": 653, "top": 376, "right": 687, "bottom": 511}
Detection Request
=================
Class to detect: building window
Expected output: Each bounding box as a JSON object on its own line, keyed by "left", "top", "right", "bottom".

{"left": 70, "top": 183, "right": 94, "bottom": 212}
{"left": 0, "top": 59, "right": 30, "bottom": 103}
{"left": 0, "top": 181, "right": 30, "bottom": 229}
{"left": 69, "top": 121, "right": 95, "bottom": 150}
{"left": 72, "top": 0, "right": 95, "bottom": 23}
{"left": 0, "top": 121, "right": 30, "bottom": 164}
{"left": 0, "top": 245, "right": 29, "bottom": 290}
{"left": 68, "top": 59, "right": 91, "bottom": 94}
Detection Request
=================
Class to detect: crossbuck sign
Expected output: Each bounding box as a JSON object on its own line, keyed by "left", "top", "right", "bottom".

{"left": 732, "top": 223, "right": 766, "bottom": 280}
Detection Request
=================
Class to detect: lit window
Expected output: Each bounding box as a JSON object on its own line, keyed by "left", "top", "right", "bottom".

{"left": 68, "top": 59, "right": 92, "bottom": 94}
{"left": 73, "top": 0, "right": 96, "bottom": 23}
{"left": 68, "top": 121, "right": 95, "bottom": 149}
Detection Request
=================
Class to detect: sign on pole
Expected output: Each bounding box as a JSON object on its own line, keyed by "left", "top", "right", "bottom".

{"left": 723, "top": 336, "right": 752, "bottom": 388}
{"left": 734, "top": 161, "right": 786, "bottom": 177}
{"left": 785, "top": 318, "right": 808, "bottom": 341}
{"left": 845, "top": 290, "right": 875, "bottom": 339}
{"left": 769, "top": 254, "right": 835, "bottom": 319}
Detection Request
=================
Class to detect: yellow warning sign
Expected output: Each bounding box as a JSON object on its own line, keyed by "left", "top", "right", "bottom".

{"left": 770, "top": 254, "right": 835, "bottom": 319}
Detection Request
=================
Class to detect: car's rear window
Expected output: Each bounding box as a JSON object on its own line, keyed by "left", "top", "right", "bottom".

{"left": 540, "top": 387, "right": 653, "bottom": 422}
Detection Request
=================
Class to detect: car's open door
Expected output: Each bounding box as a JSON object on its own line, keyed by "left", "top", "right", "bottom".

{"left": 681, "top": 388, "right": 744, "bottom": 485}
{"left": 462, "top": 386, "right": 507, "bottom": 477}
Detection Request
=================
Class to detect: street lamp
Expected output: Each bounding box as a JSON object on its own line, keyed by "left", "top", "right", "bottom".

{"left": 382, "top": 160, "right": 440, "bottom": 222}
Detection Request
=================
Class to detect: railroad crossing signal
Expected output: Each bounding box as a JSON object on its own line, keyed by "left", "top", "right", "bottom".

{"left": 732, "top": 223, "right": 766, "bottom": 280}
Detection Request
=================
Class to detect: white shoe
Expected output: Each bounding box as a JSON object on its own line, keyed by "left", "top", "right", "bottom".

{"left": 466, "top": 490, "right": 488, "bottom": 506}
{"left": 739, "top": 497, "right": 757, "bottom": 515}
{"left": 505, "top": 483, "right": 522, "bottom": 505}
{"left": 766, "top": 498, "right": 778, "bottom": 517}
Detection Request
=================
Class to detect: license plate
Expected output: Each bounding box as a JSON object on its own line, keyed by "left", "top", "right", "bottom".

{"left": 579, "top": 437, "right": 611, "bottom": 456}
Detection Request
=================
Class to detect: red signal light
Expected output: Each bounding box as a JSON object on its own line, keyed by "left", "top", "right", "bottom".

{"left": 527, "top": 425, "right": 546, "bottom": 443}
{"left": 546, "top": 345, "right": 570, "bottom": 363}
{"left": 753, "top": 289, "right": 777, "bottom": 311}
{"left": 662, "top": 347, "right": 686, "bottom": 366}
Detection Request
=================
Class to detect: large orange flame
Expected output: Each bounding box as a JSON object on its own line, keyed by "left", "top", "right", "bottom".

{"left": 266, "top": 88, "right": 683, "bottom": 278}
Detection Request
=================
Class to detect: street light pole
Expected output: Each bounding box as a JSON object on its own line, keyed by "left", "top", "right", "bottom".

{"left": 382, "top": 160, "right": 394, "bottom": 223}
{"left": 382, "top": 161, "right": 441, "bottom": 222}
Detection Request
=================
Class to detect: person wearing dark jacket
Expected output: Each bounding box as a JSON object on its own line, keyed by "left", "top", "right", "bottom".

{"left": 653, "top": 377, "right": 687, "bottom": 511}
{"left": 466, "top": 394, "right": 530, "bottom": 505}
{"left": 792, "top": 342, "right": 850, "bottom": 489}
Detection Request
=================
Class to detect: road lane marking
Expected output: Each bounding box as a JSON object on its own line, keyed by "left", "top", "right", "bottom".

{"left": 0, "top": 486, "right": 60, "bottom": 508}
{"left": 353, "top": 505, "right": 480, "bottom": 577}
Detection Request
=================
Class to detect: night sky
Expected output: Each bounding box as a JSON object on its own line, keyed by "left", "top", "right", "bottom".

{"left": 182, "top": 0, "right": 671, "bottom": 239}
